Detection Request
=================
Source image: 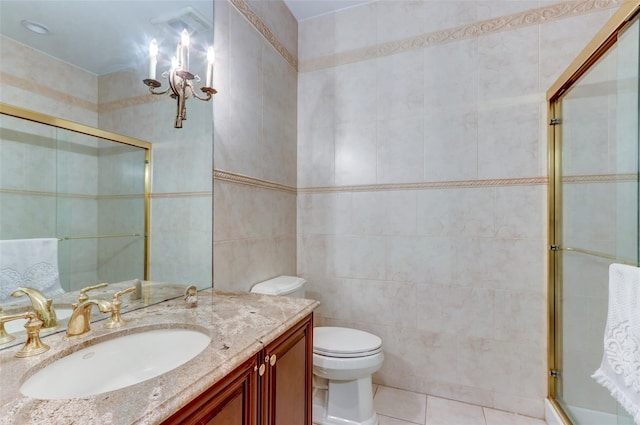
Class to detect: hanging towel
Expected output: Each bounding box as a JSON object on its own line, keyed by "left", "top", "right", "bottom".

{"left": 0, "top": 238, "right": 64, "bottom": 304}
{"left": 592, "top": 263, "right": 640, "bottom": 424}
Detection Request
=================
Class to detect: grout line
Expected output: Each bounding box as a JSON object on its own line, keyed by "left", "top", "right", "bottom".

{"left": 378, "top": 414, "right": 424, "bottom": 425}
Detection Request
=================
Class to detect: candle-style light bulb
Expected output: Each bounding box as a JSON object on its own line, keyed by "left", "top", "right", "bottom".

{"left": 180, "top": 29, "right": 190, "bottom": 72}
{"left": 181, "top": 29, "right": 190, "bottom": 46}
{"left": 171, "top": 56, "right": 179, "bottom": 71}
{"left": 148, "top": 39, "right": 158, "bottom": 80}
{"left": 206, "top": 46, "right": 215, "bottom": 88}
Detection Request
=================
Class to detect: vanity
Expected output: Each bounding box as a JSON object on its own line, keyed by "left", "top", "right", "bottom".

{"left": 0, "top": 289, "right": 319, "bottom": 425}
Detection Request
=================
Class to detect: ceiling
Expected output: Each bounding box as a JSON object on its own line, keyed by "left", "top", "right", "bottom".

{"left": 284, "top": 0, "right": 371, "bottom": 21}
{"left": 0, "top": 1, "right": 214, "bottom": 75}
{"left": 0, "top": 1, "right": 367, "bottom": 77}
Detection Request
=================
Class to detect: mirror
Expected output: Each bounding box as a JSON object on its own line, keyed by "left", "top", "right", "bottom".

{"left": 0, "top": 0, "right": 214, "bottom": 346}
{"left": 1, "top": 105, "right": 150, "bottom": 291}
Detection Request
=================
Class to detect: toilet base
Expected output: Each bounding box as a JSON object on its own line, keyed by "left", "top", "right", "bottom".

{"left": 312, "top": 376, "right": 378, "bottom": 425}
{"left": 313, "top": 404, "right": 378, "bottom": 425}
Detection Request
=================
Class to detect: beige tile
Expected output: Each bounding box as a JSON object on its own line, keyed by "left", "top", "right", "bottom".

{"left": 335, "top": 121, "right": 377, "bottom": 186}
{"left": 374, "top": 386, "right": 426, "bottom": 424}
{"left": 379, "top": 414, "right": 423, "bottom": 425}
{"left": 376, "top": 116, "right": 424, "bottom": 184}
{"left": 350, "top": 279, "right": 416, "bottom": 327}
{"left": 483, "top": 408, "right": 547, "bottom": 425}
{"left": 426, "top": 396, "right": 485, "bottom": 425}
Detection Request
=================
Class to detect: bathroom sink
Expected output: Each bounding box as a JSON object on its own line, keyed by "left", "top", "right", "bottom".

{"left": 4, "top": 307, "right": 73, "bottom": 334}
{"left": 20, "top": 327, "right": 211, "bottom": 399}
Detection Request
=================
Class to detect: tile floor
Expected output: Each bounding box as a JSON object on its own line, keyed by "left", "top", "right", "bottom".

{"left": 373, "top": 385, "right": 548, "bottom": 425}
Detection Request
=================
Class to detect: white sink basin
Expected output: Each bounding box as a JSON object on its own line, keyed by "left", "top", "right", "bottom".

{"left": 4, "top": 308, "right": 73, "bottom": 334}
{"left": 20, "top": 328, "right": 211, "bottom": 399}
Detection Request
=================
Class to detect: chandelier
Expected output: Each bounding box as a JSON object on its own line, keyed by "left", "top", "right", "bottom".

{"left": 142, "top": 30, "right": 216, "bottom": 128}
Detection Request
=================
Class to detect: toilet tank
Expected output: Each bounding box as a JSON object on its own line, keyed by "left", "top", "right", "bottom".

{"left": 250, "top": 276, "right": 306, "bottom": 298}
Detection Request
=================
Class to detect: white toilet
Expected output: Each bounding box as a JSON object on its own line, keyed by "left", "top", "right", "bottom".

{"left": 251, "top": 276, "right": 384, "bottom": 425}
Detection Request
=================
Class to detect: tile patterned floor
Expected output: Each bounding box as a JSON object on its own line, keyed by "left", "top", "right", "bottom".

{"left": 373, "top": 386, "right": 548, "bottom": 425}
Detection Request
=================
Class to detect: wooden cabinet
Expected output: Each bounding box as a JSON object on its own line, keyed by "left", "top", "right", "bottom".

{"left": 161, "top": 354, "right": 258, "bottom": 425}
{"left": 162, "top": 314, "right": 313, "bottom": 425}
{"left": 260, "top": 313, "right": 313, "bottom": 425}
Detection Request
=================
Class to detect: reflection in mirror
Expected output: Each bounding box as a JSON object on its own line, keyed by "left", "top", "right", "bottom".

{"left": 0, "top": 0, "right": 214, "bottom": 347}
{"left": 0, "top": 108, "right": 149, "bottom": 293}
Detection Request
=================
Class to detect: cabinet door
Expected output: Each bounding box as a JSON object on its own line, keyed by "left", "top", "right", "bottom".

{"left": 261, "top": 314, "right": 313, "bottom": 425}
{"left": 162, "top": 355, "right": 259, "bottom": 425}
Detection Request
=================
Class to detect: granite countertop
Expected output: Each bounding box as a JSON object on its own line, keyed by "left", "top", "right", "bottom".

{"left": 0, "top": 289, "right": 319, "bottom": 424}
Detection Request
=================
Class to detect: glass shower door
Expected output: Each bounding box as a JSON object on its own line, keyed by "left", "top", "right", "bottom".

{"left": 55, "top": 128, "right": 147, "bottom": 291}
{"left": 553, "top": 14, "right": 639, "bottom": 425}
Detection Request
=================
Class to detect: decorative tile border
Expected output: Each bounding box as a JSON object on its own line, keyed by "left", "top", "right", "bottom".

{"left": 0, "top": 188, "right": 57, "bottom": 198}
{"left": 151, "top": 192, "right": 212, "bottom": 198}
{"left": 298, "top": 177, "right": 549, "bottom": 194}
{"left": 229, "top": 0, "right": 298, "bottom": 71}
{"left": 214, "top": 169, "right": 297, "bottom": 193}
{"left": 1, "top": 189, "right": 147, "bottom": 200}
{"left": 561, "top": 173, "right": 638, "bottom": 183}
{"left": 213, "top": 173, "right": 548, "bottom": 194}
{"left": 299, "top": 0, "right": 622, "bottom": 73}
{"left": 0, "top": 72, "right": 98, "bottom": 112}
{"left": 98, "top": 94, "right": 163, "bottom": 113}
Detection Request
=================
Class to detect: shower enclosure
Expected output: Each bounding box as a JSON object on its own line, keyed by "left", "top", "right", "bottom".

{"left": 548, "top": 3, "right": 639, "bottom": 425}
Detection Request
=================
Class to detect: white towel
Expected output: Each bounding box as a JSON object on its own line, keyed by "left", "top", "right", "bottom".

{"left": 0, "top": 238, "right": 64, "bottom": 304}
{"left": 593, "top": 263, "right": 640, "bottom": 424}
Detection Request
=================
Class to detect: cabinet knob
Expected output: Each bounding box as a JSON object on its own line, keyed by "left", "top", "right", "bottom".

{"left": 259, "top": 364, "right": 266, "bottom": 376}
{"left": 270, "top": 354, "right": 277, "bottom": 366}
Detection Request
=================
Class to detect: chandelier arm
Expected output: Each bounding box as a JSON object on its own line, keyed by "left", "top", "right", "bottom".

{"left": 148, "top": 86, "right": 171, "bottom": 96}
{"left": 191, "top": 89, "right": 213, "bottom": 102}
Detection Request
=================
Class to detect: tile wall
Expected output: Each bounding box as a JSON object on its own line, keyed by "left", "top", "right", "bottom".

{"left": 212, "top": 0, "right": 298, "bottom": 292}
{"left": 296, "top": 0, "right": 621, "bottom": 418}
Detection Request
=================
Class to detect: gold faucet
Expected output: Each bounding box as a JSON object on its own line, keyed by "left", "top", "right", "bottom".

{"left": 77, "top": 282, "right": 109, "bottom": 304}
{"left": 66, "top": 299, "right": 113, "bottom": 338}
{"left": 11, "top": 287, "right": 58, "bottom": 329}
{"left": 0, "top": 311, "right": 49, "bottom": 357}
{"left": 104, "top": 286, "right": 136, "bottom": 329}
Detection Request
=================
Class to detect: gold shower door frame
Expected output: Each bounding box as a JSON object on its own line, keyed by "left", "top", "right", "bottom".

{"left": 546, "top": 2, "right": 640, "bottom": 424}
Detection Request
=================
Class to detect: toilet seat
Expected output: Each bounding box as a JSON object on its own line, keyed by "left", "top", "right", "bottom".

{"left": 313, "top": 327, "right": 382, "bottom": 358}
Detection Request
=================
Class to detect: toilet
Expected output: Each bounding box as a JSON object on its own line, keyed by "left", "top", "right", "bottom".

{"left": 251, "top": 276, "right": 384, "bottom": 425}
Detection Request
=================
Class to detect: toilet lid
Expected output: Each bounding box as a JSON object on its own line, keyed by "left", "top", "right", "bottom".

{"left": 250, "top": 276, "right": 305, "bottom": 296}
{"left": 313, "top": 327, "right": 382, "bottom": 358}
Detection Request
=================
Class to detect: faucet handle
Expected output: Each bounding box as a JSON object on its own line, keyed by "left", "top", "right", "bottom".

{"left": 0, "top": 311, "right": 49, "bottom": 357}
{"left": 0, "top": 306, "right": 15, "bottom": 345}
{"left": 112, "top": 286, "right": 136, "bottom": 303}
{"left": 77, "top": 282, "right": 109, "bottom": 304}
{"left": 104, "top": 286, "right": 136, "bottom": 329}
{"left": 184, "top": 285, "right": 198, "bottom": 308}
